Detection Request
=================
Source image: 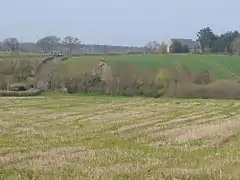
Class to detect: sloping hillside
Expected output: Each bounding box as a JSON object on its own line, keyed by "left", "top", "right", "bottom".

{"left": 67, "top": 54, "right": 240, "bottom": 80}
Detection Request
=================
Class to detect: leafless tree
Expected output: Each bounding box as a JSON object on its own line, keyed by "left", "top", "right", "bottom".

{"left": 62, "top": 36, "right": 81, "bottom": 56}
{"left": 3, "top": 38, "right": 19, "bottom": 52}
{"left": 36, "top": 36, "right": 61, "bottom": 53}
{"left": 159, "top": 41, "right": 167, "bottom": 53}
{"left": 145, "top": 41, "right": 160, "bottom": 52}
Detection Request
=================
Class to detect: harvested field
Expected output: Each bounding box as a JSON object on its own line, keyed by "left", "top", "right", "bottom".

{"left": 0, "top": 94, "right": 240, "bottom": 179}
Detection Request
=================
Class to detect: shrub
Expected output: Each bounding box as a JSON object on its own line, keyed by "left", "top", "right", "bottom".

{"left": 0, "top": 89, "right": 42, "bottom": 96}
{"left": 175, "top": 80, "right": 240, "bottom": 99}
{"left": 0, "top": 57, "right": 239, "bottom": 100}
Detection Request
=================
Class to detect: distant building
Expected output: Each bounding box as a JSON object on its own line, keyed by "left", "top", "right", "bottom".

{"left": 167, "top": 38, "right": 202, "bottom": 53}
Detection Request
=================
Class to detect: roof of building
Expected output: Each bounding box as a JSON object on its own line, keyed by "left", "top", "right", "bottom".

{"left": 170, "top": 38, "right": 201, "bottom": 49}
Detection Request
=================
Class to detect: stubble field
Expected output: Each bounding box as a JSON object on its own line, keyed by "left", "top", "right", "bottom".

{"left": 0, "top": 94, "right": 240, "bottom": 179}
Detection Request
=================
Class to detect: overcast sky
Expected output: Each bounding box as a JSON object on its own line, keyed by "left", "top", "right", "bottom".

{"left": 1, "top": 0, "right": 239, "bottom": 46}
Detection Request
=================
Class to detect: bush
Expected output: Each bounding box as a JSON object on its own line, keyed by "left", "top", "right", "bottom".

{"left": 0, "top": 57, "right": 239, "bottom": 100}
{"left": 174, "top": 80, "right": 240, "bottom": 99}
{"left": 0, "top": 89, "right": 42, "bottom": 96}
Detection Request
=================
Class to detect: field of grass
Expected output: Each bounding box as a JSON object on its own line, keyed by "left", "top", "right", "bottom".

{"left": 65, "top": 54, "right": 240, "bottom": 80}
{"left": 0, "top": 94, "right": 240, "bottom": 179}
{"left": 1, "top": 53, "right": 240, "bottom": 80}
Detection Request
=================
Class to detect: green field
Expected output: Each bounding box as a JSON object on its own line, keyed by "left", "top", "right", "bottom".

{"left": 64, "top": 54, "right": 240, "bottom": 79}
{"left": 1, "top": 53, "right": 240, "bottom": 80}
{"left": 0, "top": 94, "right": 240, "bottom": 179}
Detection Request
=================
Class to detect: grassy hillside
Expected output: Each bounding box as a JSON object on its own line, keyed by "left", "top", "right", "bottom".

{"left": 0, "top": 95, "right": 240, "bottom": 179}
{"left": 1, "top": 53, "right": 240, "bottom": 79}
{"left": 66, "top": 54, "right": 240, "bottom": 79}
{"left": 1, "top": 53, "right": 240, "bottom": 99}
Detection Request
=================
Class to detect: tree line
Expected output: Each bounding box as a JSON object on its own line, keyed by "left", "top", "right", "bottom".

{"left": 197, "top": 27, "right": 240, "bottom": 54}
{"left": 1, "top": 26, "right": 240, "bottom": 55}
{"left": 0, "top": 36, "right": 82, "bottom": 56}
{"left": 146, "top": 27, "right": 240, "bottom": 54}
{"left": 0, "top": 36, "right": 147, "bottom": 55}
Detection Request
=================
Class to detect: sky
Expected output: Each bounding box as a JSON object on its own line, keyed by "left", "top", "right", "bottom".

{"left": 1, "top": 0, "right": 239, "bottom": 46}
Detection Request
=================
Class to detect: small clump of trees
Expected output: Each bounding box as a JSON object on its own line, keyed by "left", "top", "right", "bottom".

{"left": 168, "top": 40, "right": 190, "bottom": 53}
{"left": 197, "top": 27, "right": 240, "bottom": 54}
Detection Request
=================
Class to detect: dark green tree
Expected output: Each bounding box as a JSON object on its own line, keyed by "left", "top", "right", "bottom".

{"left": 169, "top": 40, "right": 182, "bottom": 53}
{"left": 197, "top": 27, "right": 217, "bottom": 52}
{"left": 211, "top": 31, "right": 240, "bottom": 53}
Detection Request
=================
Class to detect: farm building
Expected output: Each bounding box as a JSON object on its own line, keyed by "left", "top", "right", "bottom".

{"left": 167, "top": 38, "right": 202, "bottom": 53}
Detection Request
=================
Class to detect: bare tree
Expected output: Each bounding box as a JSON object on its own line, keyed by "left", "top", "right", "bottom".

{"left": 159, "top": 41, "right": 167, "bottom": 53}
{"left": 62, "top": 36, "right": 81, "bottom": 56}
{"left": 232, "top": 37, "right": 240, "bottom": 55}
{"left": 3, "top": 38, "right": 19, "bottom": 52}
{"left": 36, "top": 36, "right": 61, "bottom": 54}
{"left": 145, "top": 41, "right": 160, "bottom": 52}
